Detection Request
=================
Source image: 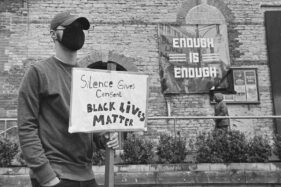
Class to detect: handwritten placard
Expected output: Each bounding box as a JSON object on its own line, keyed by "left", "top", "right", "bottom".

{"left": 69, "top": 68, "right": 149, "bottom": 133}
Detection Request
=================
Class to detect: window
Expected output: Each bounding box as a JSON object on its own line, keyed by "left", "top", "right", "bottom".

{"left": 210, "top": 67, "right": 260, "bottom": 104}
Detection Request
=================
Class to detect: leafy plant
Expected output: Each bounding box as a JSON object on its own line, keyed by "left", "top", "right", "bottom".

{"left": 92, "top": 149, "right": 106, "bottom": 166}
{"left": 195, "top": 130, "right": 248, "bottom": 163}
{"left": 0, "top": 137, "right": 19, "bottom": 167}
{"left": 157, "top": 134, "right": 187, "bottom": 164}
{"left": 120, "top": 135, "right": 154, "bottom": 164}
{"left": 274, "top": 134, "right": 281, "bottom": 160}
{"left": 15, "top": 151, "right": 27, "bottom": 166}
{"left": 247, "top": 135, "right": 271, "bottom": 162}
{"left": 194, "top": 130, "right": 272, "bottom": 163}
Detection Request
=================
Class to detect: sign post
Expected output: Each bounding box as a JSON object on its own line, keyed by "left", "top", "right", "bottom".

{"left": 105, "top": 62, "right": 116, "bottom": 187}
{"left": 105, "top": 141, "right": 114, "bottom": 187}
{"left": 69, "top": 66, "right": 149, "bottom": 187}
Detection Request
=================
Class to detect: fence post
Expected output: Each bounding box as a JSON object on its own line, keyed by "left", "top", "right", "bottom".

{"left": 229, "top": 116, "right": 232, "bottom": 131}
{"left": 174, "top": 118, "right": 176, "bottom": 138}
{"left": 4, "top": 120, "right": 7, "bottom": 138}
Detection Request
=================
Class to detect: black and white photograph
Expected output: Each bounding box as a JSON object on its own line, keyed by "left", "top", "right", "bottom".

{"left": 1, "top": 0, "right": 281, "bottom": 186}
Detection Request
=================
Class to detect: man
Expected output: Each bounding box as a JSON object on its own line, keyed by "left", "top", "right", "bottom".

{"left": 17, "top": 12, "right": 119, "bottom": 187}
{"left": 214, "top": 93, "right": 230, "bottom": 131}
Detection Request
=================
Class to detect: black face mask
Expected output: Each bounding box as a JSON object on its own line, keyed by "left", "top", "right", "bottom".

{"left": 59, "top": 23, "right": 85, "bottom": 51}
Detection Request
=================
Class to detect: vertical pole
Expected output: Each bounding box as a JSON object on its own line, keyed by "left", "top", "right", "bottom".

{"left": 105, "top": 62, "right": 117, "bottom": 187}
{"left": 105, "top": 134, "right": 114, "bottom": 187}
{"left": 174, "top": 118, "right": 176, "bottom": 138}
{"left": 166, "top": 99, "right": 171, "bottom": 116}
{"left": 4, "top": 120, "right": 7, "bottom": 138}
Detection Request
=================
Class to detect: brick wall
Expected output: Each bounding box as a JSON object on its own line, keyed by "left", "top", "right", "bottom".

{"left": 0, "top": 0, "right": 279, "bottom": 146}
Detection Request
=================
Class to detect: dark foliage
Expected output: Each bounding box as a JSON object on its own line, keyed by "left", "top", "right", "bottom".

{"left": 120, "top": 135, "right": 154, "bottom": 164}
{"left": 157, "top": 134, "right": 187, "bottom": 164}
{"left": 195, "top": 129, "right": 271, "bottom": 163}
{"left": 92, "top": 149, "right": 106, "bottom": 166}
{"left": 0, "top": 137, "right": 19, "bottom": 167}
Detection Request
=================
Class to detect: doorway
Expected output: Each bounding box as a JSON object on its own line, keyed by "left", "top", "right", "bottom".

{"left": 265, "top": 11, "right": 281, "bottom": 134}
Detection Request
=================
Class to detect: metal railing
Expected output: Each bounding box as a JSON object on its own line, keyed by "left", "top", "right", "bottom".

{"left": 1, "top": 116, "right": 281, "bottom": 138}
{"left": 148, "top": 115, "right": 281, "bottom": 137}
{"left": 149, "top": 116, "right": 281, "bottom": 120}
{"left": 0, "top": 118, "right": 17, "bottom": 138}
{"left": 149, "top": 115, "right": 281, "bottom": 136}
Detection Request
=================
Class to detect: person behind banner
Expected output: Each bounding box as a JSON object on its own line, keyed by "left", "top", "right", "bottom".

{"left": 213, "top": 93, "right": 230, "bottom": 131}
{"left": 17, "top": 11, "right": 119, "bottom": 187}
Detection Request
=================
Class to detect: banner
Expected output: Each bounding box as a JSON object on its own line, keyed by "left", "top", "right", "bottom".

{"left": 69, "top": 68, "right": 149, "bottom": 133}
{"left": 158, "top": 24, "right": 231, "bottom": 94}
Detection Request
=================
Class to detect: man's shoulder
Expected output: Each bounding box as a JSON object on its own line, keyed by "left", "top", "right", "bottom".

{"left": 31, "top": 57, "right": 54, "bottom": 67}
{"left": 29, "top": 57, "right": 56, "bottom": 72}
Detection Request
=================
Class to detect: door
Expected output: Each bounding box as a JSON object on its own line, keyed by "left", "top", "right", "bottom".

{"left": 265, "top": 11, "right": 281, "bottom": 134}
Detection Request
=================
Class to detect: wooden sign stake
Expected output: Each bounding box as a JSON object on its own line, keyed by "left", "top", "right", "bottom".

{"left": 105, "top": 133, "right": 115, "bottom": 187}
{"left": 69, "top": 62, "right": 148, "bottom": 186}
{"left": 105, "top": 62, "right": 117, "bottom": 187}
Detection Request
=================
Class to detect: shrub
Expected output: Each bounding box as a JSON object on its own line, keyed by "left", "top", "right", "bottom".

{"left": 157, "top": 134, "right": 187, "bottom": 164}
{"left": 274, "top": 134, "right": 281, "bottom": 160}
{"left": 195, "top": 130, "right": 272, "bottom": 163}
{"left": 195, "top": 130, "right": 248, "bottom": 163}
{"left": 120, "top": 135, "right": 154, "bottom": 164}
{"left": 0, "top": 137, "right": 19, "bottom": 167}
{"left": 15, "top": 151, "right": 27, "bottom": 166}
{"left": 92, "top": 149, "right": 106, "bottom": 166}
{"left": 247, "top": 135, "right": 271, "bottom": 162}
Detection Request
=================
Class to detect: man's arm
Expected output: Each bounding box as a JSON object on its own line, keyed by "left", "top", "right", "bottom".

{"left": 17, "top": 65, "right": 57, "bottom": 185}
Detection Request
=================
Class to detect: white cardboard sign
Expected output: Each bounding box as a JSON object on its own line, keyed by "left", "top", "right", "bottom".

{"left": 69, "top": 68, "right": 149, "bottom": 133}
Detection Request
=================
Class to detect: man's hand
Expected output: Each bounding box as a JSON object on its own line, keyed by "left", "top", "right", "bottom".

{"left": 105, "top": 132, "right": 119, "bottom": 149}
{"left": 42, "top": 177, "right": 60, "bottom": 187}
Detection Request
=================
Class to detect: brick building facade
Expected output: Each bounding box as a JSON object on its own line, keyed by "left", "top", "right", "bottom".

{"left": 0, "top": 0, "right": 280, "bottom": 145}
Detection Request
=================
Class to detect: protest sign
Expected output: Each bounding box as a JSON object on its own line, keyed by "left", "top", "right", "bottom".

{"left": 69, "top": 68, "right": 149, "bottom": 133}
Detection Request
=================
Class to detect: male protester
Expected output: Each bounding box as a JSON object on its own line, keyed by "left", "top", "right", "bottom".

{"left": 17, "top": 12, "right": 119, "bottom": 187}
{"left": 214, "top": 93, "right": 230, "bottom": 131}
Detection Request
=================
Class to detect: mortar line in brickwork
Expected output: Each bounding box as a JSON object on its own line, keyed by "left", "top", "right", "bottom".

{"left": 230, "top": 22, "right": 263, "bottom": 25}
{"left": 27, "top": 20, "right": 263, "bottom": 26}
{"left": 29, "top": 20, "right": 180, "bottom": 26}
{"left": 91, "top": 21, "right": 263, "bottom": 25}
{"left": 261, "top": 4, "right": 281, "bottom": 8}
{"left": 1, "top": 116, "right": 281, "bottom": 122}
{"left": 148, "top": 116, "right": 281, "bottom": 120}
{"left": 91, "top": 21, "right": 181, "bottom": 26}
